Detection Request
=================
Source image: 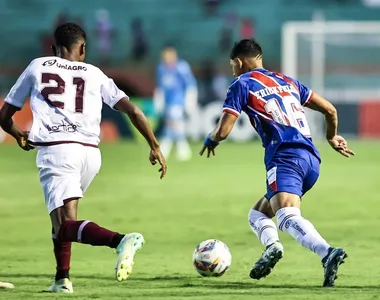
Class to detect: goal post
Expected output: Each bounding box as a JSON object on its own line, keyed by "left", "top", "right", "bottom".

{"left": 281, "top": 14, "right": 380, "bottom": 139}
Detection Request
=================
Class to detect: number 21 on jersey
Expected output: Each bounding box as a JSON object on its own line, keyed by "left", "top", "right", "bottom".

{"left": 264, "top": 96, "right": 311, "bottom": 137}
{"left": 41, "top": 73, "right": 85, "bottom": 113}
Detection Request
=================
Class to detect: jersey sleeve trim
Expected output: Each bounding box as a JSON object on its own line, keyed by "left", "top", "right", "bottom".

{"left": 223, "top": 107, "right": 240, "bottom": 117}
{"left": 4, "top": 99, "right": 23, "bottom": 110}
{"left": 303, "top": 90, "right": 314, "bottom": 106}
{"left": 110, "top": 95, "right": 129, "bottom": 111}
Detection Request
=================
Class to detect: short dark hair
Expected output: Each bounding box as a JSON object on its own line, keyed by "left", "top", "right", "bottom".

{"left": 230, "top": 39, "right": 262, "bottom": 59}
{"left": 54, "top": 23, "right": 86, "bottom": 50}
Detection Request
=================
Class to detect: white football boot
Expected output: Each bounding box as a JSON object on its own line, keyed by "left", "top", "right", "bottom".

{"left": 115, "top": 233, "right": 145, "bottom": 282}
{"left": 0, "top": 282, "right": 15, "bottom": 289}
{"left": 250, "top": 241, "right": 284, "bottom": 280}
{"left": 46, "top": 278, "right": 73, "bottom": 293}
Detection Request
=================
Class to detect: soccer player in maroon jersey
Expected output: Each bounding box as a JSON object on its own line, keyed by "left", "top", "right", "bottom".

{"left": 0, "top": 23, "right": 167, "bottom": 293}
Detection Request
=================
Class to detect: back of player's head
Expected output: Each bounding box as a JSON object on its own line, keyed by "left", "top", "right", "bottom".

{"left": 54, "top": 22, "right": 86, "bottom": 50}
{"left": 230, "top": 39, "right": 262, "bottom": 60}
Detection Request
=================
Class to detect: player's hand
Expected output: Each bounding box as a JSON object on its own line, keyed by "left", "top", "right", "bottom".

{"left": 16, "top": 131, "right": 34, "bottom": 151}
{"left": 149, "top": 147, "right": 167, "bottom": 179}
{"left": 200, "top": 145, "right": 217, "bottom": 158}
{"left": 327, "top": 135, "right": 355, "bottom": 158}
{"left": 199, "top": 134, "right": 219, "bottom": 158}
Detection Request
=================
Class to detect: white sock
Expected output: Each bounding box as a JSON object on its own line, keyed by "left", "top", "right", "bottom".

{"left": 248, "top": 209, "right": 280, "bottom": 247}
{"left": 160, "top": 138, "right": 173, "bottom": 159}
{"left": 276, "top": 207, "right": 330, "bottom": 259}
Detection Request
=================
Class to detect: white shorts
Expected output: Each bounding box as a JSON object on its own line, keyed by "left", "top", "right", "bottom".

{"left": 36, "top": 143, "right": 102, "bottom": 214}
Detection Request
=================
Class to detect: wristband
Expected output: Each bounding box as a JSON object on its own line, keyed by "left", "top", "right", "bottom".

{"left": 204, "top": 134, "right": 219, "bottom": 147}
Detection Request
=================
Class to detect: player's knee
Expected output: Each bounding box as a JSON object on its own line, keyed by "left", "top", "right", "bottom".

{"left": 53, "top": 216, "right": 76, "bottom": 237}
{"left": 253, "top": 197, "right": 274, "bottom": 217}
{"left": 269, "top": 192, "right": 300, "bottom": 213}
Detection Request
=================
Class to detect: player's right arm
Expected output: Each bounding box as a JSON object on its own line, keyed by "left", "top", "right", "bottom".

{"left": 306, "top": 92, "right": 355, "bottom": 158}
{"left": 0, "top": 62, "right": 34, "bottom": 151}
{"left": 200, "top": 78, "right": 247, "bottom": 158}
{"left": 101, "top": 75, "right": 167, "bottom": 178}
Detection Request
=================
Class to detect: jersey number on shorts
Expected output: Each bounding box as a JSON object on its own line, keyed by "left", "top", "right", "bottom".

{"left": 264, "top": 96, "right": 311, "bottom": 136}
{"left": 41, "top": 73, "right": 85, "bottom": 113}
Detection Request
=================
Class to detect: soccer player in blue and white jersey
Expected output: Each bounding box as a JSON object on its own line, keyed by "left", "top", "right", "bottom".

{"left": 200, "top": 39, "right": 355, "bottom": 287}
{"left": 154, "top": 46, "right": 198, "bottom": 161}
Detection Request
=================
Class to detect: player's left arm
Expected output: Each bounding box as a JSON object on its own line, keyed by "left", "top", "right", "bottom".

{"left": 292, "top": 76, "right": 354, "bottom": 157}
{"left": 115, "top": 99, "right": 167, "bottom": 179}
{"left": 307, "top": 92, "right": 355, "bottom": 158}
{"left": 101, "top": 76, "right": 167, "bottom": 178}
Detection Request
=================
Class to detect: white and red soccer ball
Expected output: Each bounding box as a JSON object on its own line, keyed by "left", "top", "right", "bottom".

{"left": 192, "top": 239, "right": 232, "bottom": 277}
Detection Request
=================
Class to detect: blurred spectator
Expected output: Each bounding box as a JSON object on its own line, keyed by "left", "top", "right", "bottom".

{"left": 240, "top": 18, "right": 255, "bottom": 39}
{"left": 219, "top": 28, "right": 233, "bottom": 53}
{"left": 41, "top": 11, "right": 69, "bottom": 56}
{"left": 204, "top": 0, "right": 220, "bottom": 15}
{"left": 73, "top": 17, "right": 85, "bottom": 31}
{"left": 95, "top": 9, "right": 114, "bottom": 66}
{"left": 130, "top": 18, "right": 149, "bottom": 61}
{"left": 54, "top": 11, "right": 69, "bottom": 28}
{"left": 212, "top": 68, "right": 229, "bottom": 101}
{"left": 41, "top": 34, "right": 54, "bottom": 56}
{"left": 219, "top": 13, "right": 236, "bottom": 53}
{"left": 199, "top": 60, "right": 214, "bottom": 105}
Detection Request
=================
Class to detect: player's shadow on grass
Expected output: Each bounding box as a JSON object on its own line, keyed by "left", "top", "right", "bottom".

{"left": 195, "top": 283, "right": 380, "bottom": 290}
{"left": 1, "top": 274, "right": 379, "bottom": 290}
{"left": 0, "top": 273, "right": 111, "bottom": 281}
{"left": 136, "top": 277, "right": 380, "bottom": 290}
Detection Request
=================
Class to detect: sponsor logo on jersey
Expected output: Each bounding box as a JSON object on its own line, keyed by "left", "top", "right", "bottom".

{"left": 42, "top": 59, "right": 87, "bottom": 71}
{"left": 46, "top": 121, "right": 82, "bottom": 133}
{"left": 42, "top": 59, "right": 57, "bottom": 66}
{"left": 56, "top": 63, "right": 87, "bottom": 71}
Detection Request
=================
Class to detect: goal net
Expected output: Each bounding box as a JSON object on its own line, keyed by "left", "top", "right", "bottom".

{"left": 281, "top": 16, "right": 380, "bottom": 139}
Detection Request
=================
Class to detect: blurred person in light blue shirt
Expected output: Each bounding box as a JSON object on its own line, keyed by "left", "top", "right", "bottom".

{"left": 154, "top": 46, "right": 198, "bottom": 161}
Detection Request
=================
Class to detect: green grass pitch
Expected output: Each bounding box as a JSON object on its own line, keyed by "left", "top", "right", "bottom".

{"left": 0, "top": 141, "right": 379, "bottom": 299}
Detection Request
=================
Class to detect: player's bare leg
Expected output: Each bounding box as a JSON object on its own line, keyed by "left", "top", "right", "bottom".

{"left": 248, "top": 197, "right": 284, "bottom": 280}
{"left": 270, "top": 192, "right": 347, "bottom": 287}
{"left": 0, "top": 282, "right": 14, "bottom": 289}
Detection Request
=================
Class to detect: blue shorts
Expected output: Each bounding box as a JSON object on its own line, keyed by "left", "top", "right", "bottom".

{"left": 264, "top": 147, "right": 320, "bottom": 200}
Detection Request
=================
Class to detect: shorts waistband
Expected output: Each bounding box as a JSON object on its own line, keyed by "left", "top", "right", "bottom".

{"left": 29, "top": 140, "right": 98, "bottom": 148}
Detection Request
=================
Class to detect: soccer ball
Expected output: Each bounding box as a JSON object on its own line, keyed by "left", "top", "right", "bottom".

{"left": 192, "top": 239, "right": 232, "bottom": 277}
